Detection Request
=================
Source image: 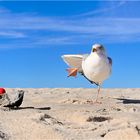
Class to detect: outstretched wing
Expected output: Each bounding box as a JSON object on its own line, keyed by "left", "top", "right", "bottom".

{"left": 61, "top": 54, "right": 88, "bottom": 72}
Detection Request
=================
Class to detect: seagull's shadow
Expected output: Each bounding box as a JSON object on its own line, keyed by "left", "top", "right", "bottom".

{"left": 116, "top": 98, "right": 140, "bottom": 104}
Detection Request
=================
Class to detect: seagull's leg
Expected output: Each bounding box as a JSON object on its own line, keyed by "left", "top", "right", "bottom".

{"left": 87, "top": 85, "right": 102, "bottom": 104}
{"left": 94, "top": 85, "right": 102, "bottom": 104}
{"left": 96, "top": 85, "right": 100, "bottom": 101}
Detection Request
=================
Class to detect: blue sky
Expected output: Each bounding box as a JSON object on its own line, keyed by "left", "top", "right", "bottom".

{"left": 0, "top": 1, "right": 140, "bottom": 88}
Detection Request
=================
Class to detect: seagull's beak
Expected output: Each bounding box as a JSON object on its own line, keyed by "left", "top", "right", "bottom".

{"left": 92, "top": 48, "right": 97, "bottom": 52}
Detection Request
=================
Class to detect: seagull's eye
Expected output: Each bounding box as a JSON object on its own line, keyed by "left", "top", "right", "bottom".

{"left": 98, "top": 46, "right": 104, "bottom": 50}
{"left": 98, "top": 46, "right": 103, "bottom": 49}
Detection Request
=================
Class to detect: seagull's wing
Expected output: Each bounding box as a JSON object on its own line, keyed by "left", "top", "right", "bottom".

{"left": 108, "top": 57, "right": 112, "bottom": 65}
{"left": 61, "top": 54, "right": 88, "bottom": 72}
{"left": 107, "top": 57, "right": 112, "bottom": 74}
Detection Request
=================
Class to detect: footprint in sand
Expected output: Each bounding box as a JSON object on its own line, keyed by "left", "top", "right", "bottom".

{"left": 39, "top": 114, "right": 63, "bottom": 125}
{"left": 87, "top": 116, "right": 112, "bottom": 123}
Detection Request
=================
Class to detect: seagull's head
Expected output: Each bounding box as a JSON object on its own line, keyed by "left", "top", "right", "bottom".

{"left": 91, "top": 44, "right": 106, "bottom": 55}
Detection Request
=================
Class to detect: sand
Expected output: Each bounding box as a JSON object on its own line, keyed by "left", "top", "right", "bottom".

{"left": 0, "top": 88, "right": 140, "bottom": 140}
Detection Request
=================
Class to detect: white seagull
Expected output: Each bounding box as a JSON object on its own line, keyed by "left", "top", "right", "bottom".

{"left": 61, "top": 44, "right": 112, "bottom": 103}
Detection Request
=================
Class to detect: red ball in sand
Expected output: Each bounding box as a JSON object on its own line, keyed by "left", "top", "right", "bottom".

{"left": 0, "top": 88, "right": 6, "bottom": 95}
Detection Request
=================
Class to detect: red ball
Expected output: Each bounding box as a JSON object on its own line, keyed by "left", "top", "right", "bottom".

{"left": 0, "top": 88, "right": 6, "bottom": 95}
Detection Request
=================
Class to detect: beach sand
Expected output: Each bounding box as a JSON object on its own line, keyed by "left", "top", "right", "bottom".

{"left": 0, "top": 88, "right": 140, "bottom": 140}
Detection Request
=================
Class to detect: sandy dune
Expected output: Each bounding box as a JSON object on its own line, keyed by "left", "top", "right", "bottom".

{"left": 0, "top": 88, "right": 140, "bottom": 140}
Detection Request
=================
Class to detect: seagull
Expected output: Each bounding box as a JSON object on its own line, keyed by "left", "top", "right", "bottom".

{"left": 61, "top": 44, "right": 112, "bottom": 103}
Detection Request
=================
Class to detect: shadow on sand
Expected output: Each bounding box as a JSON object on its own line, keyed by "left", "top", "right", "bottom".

{"left": 116, "top": 98, "right": 140, "bottom": 104}
{"left": 4, "top": 106, "right": 51, "bottom": 110}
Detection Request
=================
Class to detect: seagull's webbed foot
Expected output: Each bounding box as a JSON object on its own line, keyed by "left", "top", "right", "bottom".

{"left": 87, "top": 100, "right": 102, "bottom": 104}
{"left": 93, "top": 100, "right": 102, "bottom": 104}
{"left": 66, "top": 68, "right": 78, "bottom": 77}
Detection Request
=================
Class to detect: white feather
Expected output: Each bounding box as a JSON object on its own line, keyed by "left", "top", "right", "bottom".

{"left": 61, "top": 54, "right": 88, "bottom": 72}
